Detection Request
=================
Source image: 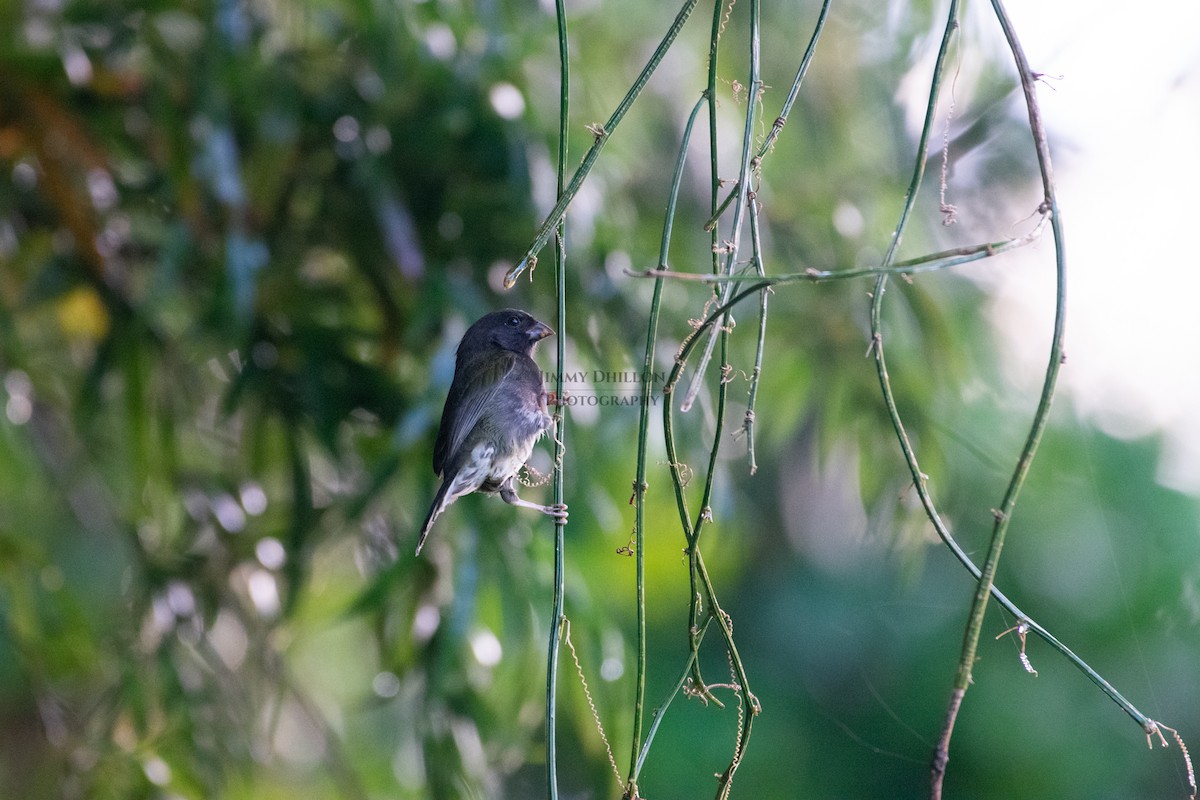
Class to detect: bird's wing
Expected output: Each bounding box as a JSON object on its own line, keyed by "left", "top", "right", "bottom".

{"left": 432, "top": 350, "right": 520, "bottom": 476}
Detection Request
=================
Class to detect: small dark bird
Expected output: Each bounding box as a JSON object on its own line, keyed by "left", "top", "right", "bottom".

{"left": 417, "top": 309, "right": 568, "bottom": 554}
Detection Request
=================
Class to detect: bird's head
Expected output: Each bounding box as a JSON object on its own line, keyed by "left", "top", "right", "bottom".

{"left": 462, "top": 309, "right": 554, "bottom": 356}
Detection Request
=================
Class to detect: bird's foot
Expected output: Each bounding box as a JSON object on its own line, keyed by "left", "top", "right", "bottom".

{"left": 544, "top": 503, "right": 569, "bottom": 522}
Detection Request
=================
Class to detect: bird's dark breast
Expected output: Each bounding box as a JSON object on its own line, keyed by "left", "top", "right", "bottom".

{"left": 504, "top": 358, "right": 552, "bottom": 440}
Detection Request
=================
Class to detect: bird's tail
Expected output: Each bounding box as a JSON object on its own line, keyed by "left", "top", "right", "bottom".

{"left": 416, "top": 479, "right": 453, "bottom": 555}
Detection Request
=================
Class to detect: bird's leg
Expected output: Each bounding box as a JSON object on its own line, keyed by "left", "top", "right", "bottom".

{"left": 544, "top": 389, "right": 570, "bottom": 407}
{"left": 499, "top": 479, "right": 568, "bottom": 521}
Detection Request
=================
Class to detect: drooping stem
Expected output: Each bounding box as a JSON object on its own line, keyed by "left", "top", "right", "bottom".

{"left": 742, "top": 189, "right": 768, "bottom": 474}
{"left": 674, "top": 10, "right": 765, "bottom": 792}
{"left": 545, "top": 2, "right": 569, "bottom": 796}
{"left": 634, "top": 218, "right": 1048, "bottom": 286}
{"left": 931, "top": 0, "right": 1067, "bottom": 795}
{"left": 625, "top": 94, "right": 708, "bottom": 796}
{"left": 679, "top": 0, "right": 764, "bottom": 414}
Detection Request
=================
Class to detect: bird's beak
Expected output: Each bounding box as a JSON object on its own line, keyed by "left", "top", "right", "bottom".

{"left": 528, "top": 321, "right": 554, "bottom": 342}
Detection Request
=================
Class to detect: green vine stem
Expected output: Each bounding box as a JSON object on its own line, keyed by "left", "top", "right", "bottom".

{"left": 741, "top": 191, "right": 768, "bottom": 475}
{"left": 678, "top": 0, "right": 764, "bottom": 414}
{"left": 681, "top": 0, "right": 730, "bottom": 711}
{"left": 928, "top": 0, "right": 1069, "bottom": 793}
{"left": 545, "top": 1, "right": 569, "bottom": 797}
{"left": 682, "top": 2, "right": 764, "bottom": 795}
{"left": 634, "top": 617, "right": 713, "bottom": 777}
{"left": 634, "top": 216, "right": 1049, "bottom": 286}
{"left": 660, "top": 298, "right": 760, "bottom": 800}
{"left": 625, "top": 94, "right": 709, "bottom": 799}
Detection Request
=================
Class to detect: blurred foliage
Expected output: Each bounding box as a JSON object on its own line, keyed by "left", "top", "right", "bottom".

{"left": 0, "top": 0, "right": 1197, "bottom": 799}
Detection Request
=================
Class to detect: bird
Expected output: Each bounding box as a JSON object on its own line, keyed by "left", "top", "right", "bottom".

{"left": 416, "top": 309, "right": 568, "bottom": 554}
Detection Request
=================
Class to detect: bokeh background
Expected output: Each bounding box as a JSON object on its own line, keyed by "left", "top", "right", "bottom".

{"left": 1, "top": 1, "right": 1197, "bottom": 798}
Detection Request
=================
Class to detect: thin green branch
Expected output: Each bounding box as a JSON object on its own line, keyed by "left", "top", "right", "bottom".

{"left": 678, "top": 0, "right": 764, "bottom": 414}
{"left": 625, "top": 94, "right": 709, "bottom": 798}
{"left": 741, "top": 192, "right": 768, "bottom": 475}
{"left": 634, "top": 617, "right": 712, "bottom": 778}
{"left": 711, "top": 10, "right": 762, "bottom": 797}
{"left": 978, "top": 0, "right": 1162, "bottom": 732}
{"left": 692, "top": 547, "right": 758, "bottom": 800}
{"left": 705, "top": 0, "right": 723, "bottom": 268}
{"left": 546, "top": 3, "right": 569, "bottom": 798}
{"left": 686, "top": 304, "right": 731, "bottom": 683}
{"left": 660, "top": 333, "right": 704, "bottom": 702}
{"left": 659, "top": 383, "right": 760, "bottom": 794}
{"left": 633, "top": 214, "right": 1047, "bottom": 286}
{"left": 931, "top": 0, "right": 1067, "bottom": 794}
{"left": 665, "top": 0, "right": 731, "bottom": 717}
{"left": 505, "top": 0, "right": 700, "bottom": 288}
{"left": 861, "top": 1, "right": 962, "bottom": 790}
{"left": 658, "top": 9, "right": 765, "bottom": 791}
{"left": 694, "top": 4, "right": 762, "bottom": 794}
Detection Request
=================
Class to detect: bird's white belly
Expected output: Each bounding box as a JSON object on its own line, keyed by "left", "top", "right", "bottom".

{"left": 448, "top": 433, "right": 541, "bottom": 500}
{"left": 487, "top": 435, "right": 537, "bottom": 483}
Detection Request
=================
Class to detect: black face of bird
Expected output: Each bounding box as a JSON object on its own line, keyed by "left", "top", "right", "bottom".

{"left": 463, "top": 309, "right": 554, "bottom": 355}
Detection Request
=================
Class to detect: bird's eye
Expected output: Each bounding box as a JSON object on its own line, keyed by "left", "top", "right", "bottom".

{"left": 506, "top": 315, "right": 521, "bottom": 327}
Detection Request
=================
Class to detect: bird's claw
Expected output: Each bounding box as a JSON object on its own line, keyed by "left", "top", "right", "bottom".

{"left": 548, "top": 503, "right": 569, "bottom": 521}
